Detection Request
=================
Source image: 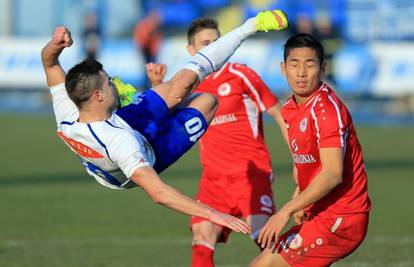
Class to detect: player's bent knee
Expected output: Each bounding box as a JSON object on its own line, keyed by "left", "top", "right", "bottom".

{"left": 192, "top": 221, "right": 221, "bottom": 244}
{"left": 192, "top": 230, "right": 215, "bottom": 243}
{"left": 198, "top": 93, "right": 218, "bottom": 110}
{"left": 151, "top": 70, "right": 200, "bottom": 109}
{"left": 188, "top": 93, "right": 218, "bottom": 123}
{"left": 169, "top": 70, "right": 199, "bottom": 97}
{"left": 192, "top": 231, "right": 215, "bottom": 244}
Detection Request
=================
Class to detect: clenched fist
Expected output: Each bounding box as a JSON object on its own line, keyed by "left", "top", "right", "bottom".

{"left": 52, "top": 26, "right": 73, "bottom": 48}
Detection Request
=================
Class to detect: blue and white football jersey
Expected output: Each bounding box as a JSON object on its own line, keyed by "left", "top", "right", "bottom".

{"left": 50, "top": 83, "right": 155, "bottom": 189}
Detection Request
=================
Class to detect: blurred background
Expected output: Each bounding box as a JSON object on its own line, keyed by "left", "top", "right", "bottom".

{"left": 0, "top": 0, "right": 413, "bottom": 123}
{"left": 0, "top": 0, "right": 413, "bottom": 266}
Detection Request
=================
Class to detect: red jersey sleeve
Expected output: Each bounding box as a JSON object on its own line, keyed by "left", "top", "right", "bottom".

{"left": 229, "top": 63, "right": 278, "bottom": 111}
{"left": 311, "top": 94, "right": 347, "bottom": 149}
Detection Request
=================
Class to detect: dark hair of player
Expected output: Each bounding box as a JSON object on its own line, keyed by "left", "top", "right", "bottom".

{"left": 283, "top": 33, "right": 324, "bottom": 66}
{"left": 65, "top": 58, "right": 104, "bottom": 108}
{"left": 187, "top": 18, "right": 219, "bottom": 45}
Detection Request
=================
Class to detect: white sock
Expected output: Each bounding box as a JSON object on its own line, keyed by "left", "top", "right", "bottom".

{"left": 184, "top": 18, "right": 257, "bottom": 80}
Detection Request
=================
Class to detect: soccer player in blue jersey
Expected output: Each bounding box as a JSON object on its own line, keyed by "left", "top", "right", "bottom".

{"left": 41, "top": 11, "right": 288, "bottom": 235}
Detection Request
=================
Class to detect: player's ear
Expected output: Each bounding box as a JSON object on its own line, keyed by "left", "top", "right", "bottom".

{"left": 93, "top": 89, "right": 104, "bottom": 102}
{"left": 280, "top": 61, "right": 286, "bottom": 77}
{"left": 187, "top": 44, "right": 196, "bottom": 56}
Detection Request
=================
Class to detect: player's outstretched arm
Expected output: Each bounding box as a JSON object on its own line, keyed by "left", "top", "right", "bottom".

{"left": 130, "top": 166, "right": 251, "bottom": 234}
{"left": 41, "top": 26, "right": 73, "bottom": 87}
{"left": 257, "top": 147, "right": 343, "bottom": 249}
{"left": 291, "top": 185, "right": 306, "bottom": 225}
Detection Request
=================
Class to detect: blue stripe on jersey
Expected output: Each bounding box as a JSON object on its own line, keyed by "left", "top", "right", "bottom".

{"left": 197, "top": 52, "right": 214, "bottom": 72}
{"left": 87, "top": 124, "right": 113, "bottom": 162}
{"left": 105, "top": 120, "right": 123, "bottom": 129}
{"left": 80, "top": 158, "right": 122, "bottom": 187}
{"left": 61, "top": 121, "right": 75, "bottom": 125}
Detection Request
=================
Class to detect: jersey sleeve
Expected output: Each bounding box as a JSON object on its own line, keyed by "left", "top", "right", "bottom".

{"left": 312, "top": 95, "right": 347, "bottom": 149}
{"left": 230, "top": 64, "right": 278, "bottom": 111}
{"left": 108, "top": 132, "right": 150, "bottom": 178}
{"left": 50, "top": 83, "right": 79, "bottom": 124}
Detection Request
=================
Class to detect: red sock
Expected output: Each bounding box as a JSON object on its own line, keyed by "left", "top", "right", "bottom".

{"left": 191, "top": 244, "right": 215, "bottom": 267}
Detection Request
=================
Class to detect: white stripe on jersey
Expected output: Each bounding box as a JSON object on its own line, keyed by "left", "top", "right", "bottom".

{"left": 242, "top": 94, "right": 259, "bottom": 138}
{"left": 306, "top": 83, "right": 326, "bottom": 107}
{"left": 306, "top": 95, "right": 318, "bottom": 107}
{"left": 228, "top": 63, "right": 266, "bottom": 111}
{"left": 327, "top": 95, "right": 345, "bottom": 149}
{"left": 310, "top": 95, "right": 321, "bottom": 147}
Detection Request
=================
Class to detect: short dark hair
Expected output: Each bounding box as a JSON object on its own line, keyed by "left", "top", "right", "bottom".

{"left": 187, "top": 18, "right": 219, "bottom": 44}
{"left": 65, "top": 58, "right": 104, "bottom": 108}
{"left": 283, "top": 33, "right": 324, "bottom": 66}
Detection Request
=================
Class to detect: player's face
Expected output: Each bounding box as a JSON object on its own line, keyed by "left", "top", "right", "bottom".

{"left": 281, "top": 47, "right": 326, "bottom": 103}
{"left": 99, "top": 71, "right": 119, "bottom": 111}
{"left": 187, "top": 28, "right": 220, "bottom": 55}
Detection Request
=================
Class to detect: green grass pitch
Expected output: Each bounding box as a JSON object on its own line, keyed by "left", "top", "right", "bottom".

{"left": 0, "top": 114, "right": 413, "bottom": 267}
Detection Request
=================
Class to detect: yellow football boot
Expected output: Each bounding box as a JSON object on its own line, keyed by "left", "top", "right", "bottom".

{"left": 255, "top": 10, "right": 289, "bottom": 32}
{"left": 112, "top": 76, "right": 138, "bottom": 107}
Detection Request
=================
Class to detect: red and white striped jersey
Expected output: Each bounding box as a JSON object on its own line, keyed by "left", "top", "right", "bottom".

{"left": 195, "top": 63, "right": 278, "bottom": 174}
{"left": 281, "top": 82, "right": 371, "bottom": 215}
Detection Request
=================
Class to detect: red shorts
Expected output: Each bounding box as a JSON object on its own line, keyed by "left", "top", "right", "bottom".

{"left": 190, "top": 170, "right": 275, "bottom": 242}
{"left": 275, "top": 212, "right": 369, "bottom": 267}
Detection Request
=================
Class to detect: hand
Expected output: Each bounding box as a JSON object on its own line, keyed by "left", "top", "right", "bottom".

{"left": 208, "top": 209, "right": 251, "bottom": 235}
{"left": 257, "top": 209, "right": 291, "bottom": 249}
{"left": 52, "top": 26, "right": 73, "bottom": 48}
{"left": 293, "top": 210, "right": 306, "bottom": 225}
{"left": 146, "top": 62, "right": 166, "bottom": 86}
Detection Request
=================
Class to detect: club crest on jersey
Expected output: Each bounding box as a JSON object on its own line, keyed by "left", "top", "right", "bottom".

{"left": 299, "top": 118, "right": 308, "bottom": 132}
{"left": 217, "top": 83, "right": 231, "bottom": 96}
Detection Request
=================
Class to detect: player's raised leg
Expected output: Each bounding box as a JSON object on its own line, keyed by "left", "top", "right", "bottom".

{"left": 180, "top": 92, "right": 218, "bottom": 123}
{"left": 148, "top": 94, "right": 217, "bottom": 173}
{"left": 116, "top": 10, "right": 288, "bottom": 174}
{"left": 115, "top": 9, "right": 288, "bottom": 115}
{"left": 151, "top": 9, "right": 289, "bottom": 109}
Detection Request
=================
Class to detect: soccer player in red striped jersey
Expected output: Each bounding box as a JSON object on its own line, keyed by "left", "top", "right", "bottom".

{"left": 251, "top": 33, "right": 371, "bottom": 267}
{"left": 184, "top": 18, "right": 288, "bottom": 267}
